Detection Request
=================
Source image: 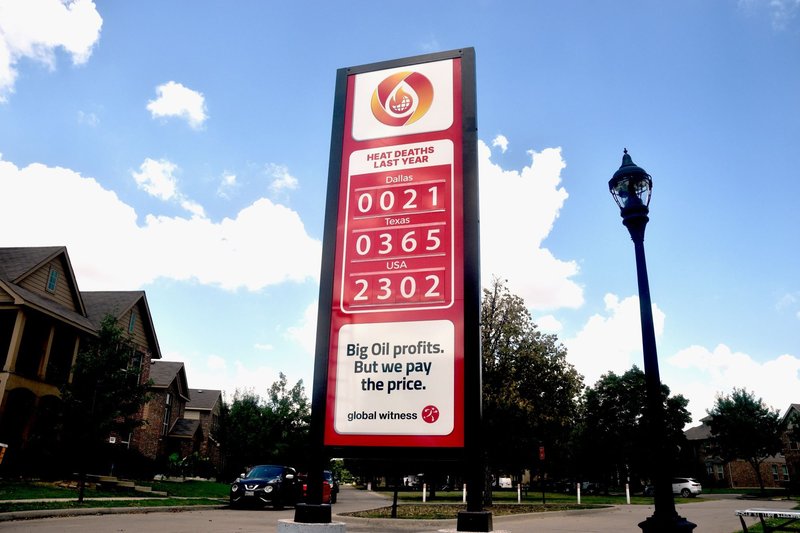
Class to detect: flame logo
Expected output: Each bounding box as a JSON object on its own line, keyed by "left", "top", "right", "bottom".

{"left": 370, "top": 71, "right": 434, "bottom": 127}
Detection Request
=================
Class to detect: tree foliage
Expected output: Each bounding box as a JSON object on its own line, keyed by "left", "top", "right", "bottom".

{"left": 575, "top": 366, "right": 691, "bottom": 489}
{"left": 220, "top": 373, "right": 310, "bottom": 479}
{"left": 59, "top": 314, "right": 151, "bottom": 498}
{"left": 707, "top": 388, "right": 783, "bottom": 492}
{"left": 481, "top": 278, "right": 583, "bottom": 478}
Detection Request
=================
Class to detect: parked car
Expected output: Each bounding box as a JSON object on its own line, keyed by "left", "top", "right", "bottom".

{"left": 326, "top": 470, "right": 339, "bottom": 504}
{"left": 643, "top": 478, "right": 702, "bottom": 498}
{"left": 299, "top": 470, "right": 334, "bottom": 504}
{"left": 672, "top": 477, "right": 702, "bottom": 497}
{"left": 230, "top": 465, "right": 300, "bottom": 509}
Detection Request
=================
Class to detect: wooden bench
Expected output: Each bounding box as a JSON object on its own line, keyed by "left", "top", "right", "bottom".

{"left": 736, "top": 508, "right": 800, "bottom": 532}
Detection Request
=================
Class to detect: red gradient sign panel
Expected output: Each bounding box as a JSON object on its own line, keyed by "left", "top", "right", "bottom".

{"left": 324, "top": 57, "right": 465, "bottom": 448}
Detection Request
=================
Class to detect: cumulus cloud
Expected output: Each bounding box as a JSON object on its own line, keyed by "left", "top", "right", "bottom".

{"left": 491, "top": 134, "right": 509, "bottom": 153}
{"left": 131, "top": 157, "right": 206, "bottom": 218}
{"left": 0, "top": 0, "right": 102, "bottom": 101}
{"left": 0, "top": 156, "right": 320, "bottom": 291}
{"left": 666, "top": 344, "right": 800, "bottom": 424}
{"left": 478, "top": 140, "right": 583, "bottom": 310}
{"left": 564, "top": 293, "right": 665, "bottom": 387}
{"left": 286, "top": 301, "right": 318, "bottom": 357}
{"left": 146, "top": 81, "right": 208, "bottom": 129}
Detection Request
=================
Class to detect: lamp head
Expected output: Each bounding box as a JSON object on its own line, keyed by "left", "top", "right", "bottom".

{"left": 609, "top": 149, "right": 652, "bottom": 212}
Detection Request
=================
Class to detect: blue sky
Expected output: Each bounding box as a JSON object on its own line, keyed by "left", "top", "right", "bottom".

{"left": 0, "top": 0, "right": 798, "bottom": 426}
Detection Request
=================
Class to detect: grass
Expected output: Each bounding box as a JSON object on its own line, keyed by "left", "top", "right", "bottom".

{"left": 0, "top": 498, "right": 224, "bottom": 513}
{"left": 0, "top": 479, "right": 230, "bottom": 514}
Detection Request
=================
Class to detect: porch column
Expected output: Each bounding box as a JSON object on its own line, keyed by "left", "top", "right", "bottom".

{"left": 2, "top": 310, "right": 26, "bottom": 373}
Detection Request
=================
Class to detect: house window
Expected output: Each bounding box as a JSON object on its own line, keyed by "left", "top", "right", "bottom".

{"left": 772, "top": 465, "right": 779, "bottom": 481}
{"left": 162, "top": 393, "right": 172, "bottom": 436}
{"left": 783, "top": 466, "right": 790, "bottom": 481}
{"left": 46, "top": 268, "right": 59, "bottom": 293}
{"left": 128, "top": 313, "right": 136, "bottom": 334}
{"left": 128, "top": 351, "right": 143, "bottom": 384}
{"left": 714, "top": 464, "right": 724, "bottom": 481}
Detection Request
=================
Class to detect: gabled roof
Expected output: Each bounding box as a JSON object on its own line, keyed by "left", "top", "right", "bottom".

{"left": 169, "top": 418, "right": 201, "bottom": 439}
{"left": 149, "top": 360, "right": 190, "bottom": 401}
{"left": 82, "top": 291, "right": 162, "bottom": 359}
{"left": 187, "top": 389, "right": 221, "bottom": 411}
{"left": 0, "top": 246, "right": 66, "bottom": 282}
{"left": 0, "top": 246, "right": 94, "bottom": 332}
{"left": 684, "top": 421, "right": 712, "bottom": 441}
{"left": 782, "top": 403, "right": 800, "bottom": 425}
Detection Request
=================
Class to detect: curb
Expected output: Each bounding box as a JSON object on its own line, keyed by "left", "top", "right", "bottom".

{"left": 0, "top": 504, "right": 227, "bottom": 522}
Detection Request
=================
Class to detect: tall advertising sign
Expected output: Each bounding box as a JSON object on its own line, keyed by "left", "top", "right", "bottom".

{"left": 313, "top": 49, "right": 478, "bottom": 452}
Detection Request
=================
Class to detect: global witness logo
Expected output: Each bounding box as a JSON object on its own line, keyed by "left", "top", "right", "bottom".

{"left": 370, "top": 71, "right": 434, "bottom": 127}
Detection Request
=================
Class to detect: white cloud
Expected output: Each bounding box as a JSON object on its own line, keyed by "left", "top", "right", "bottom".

{"left": 564, "top": 293, "right": 665, "bottom": 387}
{"left": 131, "top": 158, "right": 206, "bottom": 218}
{"left": 77, "top": 110, "right": 99, "bottom": 127}
{"left": 491, "top": 134, "right": 509, "bottom": 153}
{"left": 739, "top": 0, "right": 800, "bottom": 29}
{"left": 267, "top": 163, "right": 299, "bottom": 194}
{"left": 666, "top": 344, "right": 800, "bottom": 424}
{"left": 132, "top": 158, "right": 178, "bottom": 201}
{"left": 0, "top": 156, "right": 320, "bottom": 291}
{"left": 535, "top": 314, "right": 563, "bottom": 333}
{"left": 146, "top": 81, "right": 208, "bottom": 129}
{"left": 286, "top": 301, "right": 318, "bottom": 357}
{"left": 479, "top": 140, "right": 583, "bottom": 310}
{"left": 254, "top": 343, "right": 274, "bottom": 352}
{"left": 0, "top": 0, "right": 102, "bottom": 101}
{"left": 217, "top": 173, "right": 237, "bottom": 198}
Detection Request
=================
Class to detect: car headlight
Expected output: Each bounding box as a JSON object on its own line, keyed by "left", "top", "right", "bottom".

{"left": 231, "top": 484, "right": 239, "bottom": 492}
{"left": 264, "top": 485, "right": 273, "bottom": 493}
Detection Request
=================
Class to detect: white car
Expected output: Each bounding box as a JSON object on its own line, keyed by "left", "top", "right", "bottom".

{"left": 672, "top": 477, "right": 702, "bottom": 497}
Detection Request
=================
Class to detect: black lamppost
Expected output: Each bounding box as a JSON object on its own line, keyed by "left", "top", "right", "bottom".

{"left": 608, "top": 150, "right": 696, "bottom": 533}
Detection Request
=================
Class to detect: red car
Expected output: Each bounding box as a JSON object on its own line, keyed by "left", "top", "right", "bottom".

{"left": 299, "top": 470, "right": 335, "bottom": 504}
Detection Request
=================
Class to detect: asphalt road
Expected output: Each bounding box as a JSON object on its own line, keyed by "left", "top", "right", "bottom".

{"left": 1, "top": 486, "right": 796, "bottom": 532}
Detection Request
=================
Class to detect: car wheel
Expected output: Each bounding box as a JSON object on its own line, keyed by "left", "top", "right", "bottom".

{"left": 680, "top": 488, "right": 690, "bottom": 498}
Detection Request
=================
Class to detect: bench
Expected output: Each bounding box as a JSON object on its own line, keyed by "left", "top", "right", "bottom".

{"left": 736, "top": 508, "right": 800, "bottom": 532}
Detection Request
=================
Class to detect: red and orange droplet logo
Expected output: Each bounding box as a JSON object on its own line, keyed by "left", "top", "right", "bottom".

{"left": 370, "top": 71, "right": 434, "bottom": 127}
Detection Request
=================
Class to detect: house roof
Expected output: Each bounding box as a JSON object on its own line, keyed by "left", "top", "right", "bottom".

{"left": 169, "top": 418, "right": 201, "bottom": 439}
{"left": 0, "top": 246, "right": 65, "bottom": 282}
{"left": 782, "top": 403, "right": 800, "bottom": 425}
{"left": 187, "top": 389, "right": 221, "bottom": 411}
{"left": 0, "top": 246, "right": 94, "bottom": 333}
{"left": 684, "top": 421, "right": 712, "bottom": 441}
{"left": 149, "top": 360, "right": 190, "bottom": 401}
{"left": 82, "top": 291, "right": 162, "bottom": 359}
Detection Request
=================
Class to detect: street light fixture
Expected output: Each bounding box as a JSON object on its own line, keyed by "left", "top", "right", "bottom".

{"left": 609, "top": 149, "right": 696, "bottom": 533}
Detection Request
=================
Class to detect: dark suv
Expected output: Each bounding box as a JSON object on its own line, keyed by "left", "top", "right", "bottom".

{"left": 230, "top": 465, "right": 300, "bottom": 509}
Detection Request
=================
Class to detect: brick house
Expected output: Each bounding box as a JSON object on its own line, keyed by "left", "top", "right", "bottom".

{"left": 684, "top": 415, "right": 791, "bottom": 489}
{"left": 137, "top": 360, "right": 198, "bottom": 464}
{"left": 185, "top": 388, "right": 223, "bottom": 474}
{"left": 781, "top": 404, "right": 800, "bottom": 487}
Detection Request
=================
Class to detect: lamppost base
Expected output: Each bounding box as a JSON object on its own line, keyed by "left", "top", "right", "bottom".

{"left": 456, "top": 510, "right": 493, "bottom": 532}
{"left": 293, "top": 503, "right": 332, "bottom": 524}
{"left": 638, "top": 514, "right": 697, "bottom": 532}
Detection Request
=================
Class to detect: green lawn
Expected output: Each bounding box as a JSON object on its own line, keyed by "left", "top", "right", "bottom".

{"left": 0, "top": 498, "right": 225, "bottom": 513}
{"left": 0, "top": 479, "right": 229, "bottom": 508}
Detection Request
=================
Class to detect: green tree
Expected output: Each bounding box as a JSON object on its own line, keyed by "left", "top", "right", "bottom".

{"left": 575, "top": 366, "right": 690, "bottom": 491}
{"left": 481, "top": 278, "right": 584, "bottom": 497}
{"left": 707, "top": 388, "right": 783, "bottom": 493}
{"left": 59, "top": 314, "right": 151, "bottom": 501}
{"left": 220, "top": 373, "right": 310, "bottom": 479}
